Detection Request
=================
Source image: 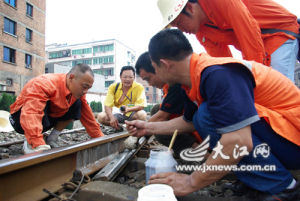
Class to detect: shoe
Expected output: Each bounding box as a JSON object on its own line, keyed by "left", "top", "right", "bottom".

{"left": 46, "top": 140, "right": 60, "bottom": 148}
{"left": 45, "top": 134, "right": 61, "bottom": 148}
{"left": 256, "top": 181, "right": 300, "bottom": 201}
{"left": 23, "top": 140, "right": 51, "bottom": 154}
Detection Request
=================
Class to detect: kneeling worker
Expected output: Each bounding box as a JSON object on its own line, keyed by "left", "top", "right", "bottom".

{"left": 126, "top": 29, "right": 300, "bottom": 200}
{"left": 135, "top": 52, "right": 202, "bottom": 155}
{"left": 97, "top": 66, "right": 147, "bottom": 129}
{"left": 9, "top": 64, "right": 104, "bottom": 154}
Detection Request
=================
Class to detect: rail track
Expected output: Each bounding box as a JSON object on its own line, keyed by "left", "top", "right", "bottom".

{"left": 0, "top": 130, "right": 143, "bottom": 201}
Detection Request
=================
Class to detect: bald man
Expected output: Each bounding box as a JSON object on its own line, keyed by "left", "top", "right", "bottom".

{"left": 9, "top": 64, "right": 104, "bottom": 154}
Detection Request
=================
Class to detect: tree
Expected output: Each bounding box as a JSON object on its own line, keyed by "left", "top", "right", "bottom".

{"left": 90, "top": 101, "right": 102, "bottom": 113}
{"left": 0, "top": 93, "right": 16, "bottom": 112}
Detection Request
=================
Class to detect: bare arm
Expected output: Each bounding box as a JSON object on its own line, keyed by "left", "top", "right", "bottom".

{"left": 125, "top": 116, "right": 195, "bottom": 137}
{"left": 148, "top": 110, "right": 171, "bottom": 122}
{"left": 149, "top": 125, "right": 253, "bottom": 196}
{"left": 104, "top": 106, "right": 118, "bottom": 129}
{"left": 122, "top": 105, "right": 144, "bottom": 114}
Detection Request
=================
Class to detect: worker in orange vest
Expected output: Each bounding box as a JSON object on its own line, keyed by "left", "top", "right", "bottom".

{"left": 157, "top": 0, "right": 299, "bottom": 81}
{"left": 126, "top": 29, "right": 300, "bottom": 201}
{"left": 135, "top": 52, "right": 202, "bottom": 156}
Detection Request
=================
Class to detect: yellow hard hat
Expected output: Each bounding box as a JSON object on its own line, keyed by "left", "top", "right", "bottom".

{"left": 157, "top": 0, "right": 188, "bottom": 28}
{"left": 0, "top": 110, "right": 14, "bottom": 132}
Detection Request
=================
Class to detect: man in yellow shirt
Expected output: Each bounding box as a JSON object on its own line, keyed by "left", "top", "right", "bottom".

{"left": 97, "top": 66, "right": 147, "bottom": 129}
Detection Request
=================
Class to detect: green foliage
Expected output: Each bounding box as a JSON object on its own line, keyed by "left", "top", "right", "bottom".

{"left": 90, "top": 101, "right": 102, "bottom": 113}
{"left": 0, "top": 93, "right": 16, "bottom": 112}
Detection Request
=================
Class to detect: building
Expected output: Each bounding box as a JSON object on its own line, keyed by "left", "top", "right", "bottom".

{"left": 45, "top": 40, "right": 136, "bottom": 91}
{"left": 0, "top": 0, "right": 46, "bottom": 95}
{"left": 46, "top": 40, "right": 162, "bottom": 104}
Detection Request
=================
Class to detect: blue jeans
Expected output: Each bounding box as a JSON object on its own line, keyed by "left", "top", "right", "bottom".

{"left": 271, "top": 39, "right": 299, "bottom": 82}
{"left": 193, "top": 102, "right": 300, "bottom": 194}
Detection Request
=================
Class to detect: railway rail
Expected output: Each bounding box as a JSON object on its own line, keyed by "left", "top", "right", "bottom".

{"left": 0, "top": 131, "right": 142, "bottom": 201}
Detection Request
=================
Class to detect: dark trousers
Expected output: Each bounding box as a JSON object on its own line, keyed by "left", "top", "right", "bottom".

{"left": 10, "top": 100, "right": 82, "bottom": 134}
{"left": 193, "top": 102, "right": 300, "bottom": 194}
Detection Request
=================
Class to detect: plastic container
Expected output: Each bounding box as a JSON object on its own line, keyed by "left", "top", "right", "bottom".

{"left": 137, "top": 184, "right": 177, "bottom": 201}
{"left": 145, "top": 149, "right": 178, "bottom": 184}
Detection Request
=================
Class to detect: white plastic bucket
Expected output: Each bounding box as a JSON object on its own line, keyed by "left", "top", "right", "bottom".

{"left": 137, "top": 184, "right": 177, "bottom": 201}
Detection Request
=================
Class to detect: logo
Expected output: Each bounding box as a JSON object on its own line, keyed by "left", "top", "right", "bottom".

{"left": 180, "top": 136, "right": 210, "bottom": 162}
{"left": 253, "top": 143, "right": 270, "bottom": 158}
{"left": 180, "top": 137, "right": 270, "bottom": 162}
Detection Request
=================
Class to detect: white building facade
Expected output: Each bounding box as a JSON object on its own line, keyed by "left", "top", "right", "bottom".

{"left": 45, "top": 39, "right": 136, "bottom": 91}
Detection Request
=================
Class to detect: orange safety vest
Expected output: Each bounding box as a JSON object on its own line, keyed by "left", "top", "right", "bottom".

{"left": 186, "top": 53, "right": 300, "bottom": 145}
{"left": 161, "top": 84, "right": 202, "bottom": 143}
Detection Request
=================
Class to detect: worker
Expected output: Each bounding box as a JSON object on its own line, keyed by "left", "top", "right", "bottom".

{"left": 135, "top": 52, "right": 201, "bottom": 156}
{"left": 97, "top": 66, "right": 147, "bottom": 129}
{"left": 157, "top": 0, "right": 300, "bottom": 81}
{"left": 9, "top": 64, "right": 104, "bottom": 154}
{"left": 126, "top": 29, "right": 300, "bottom": 200}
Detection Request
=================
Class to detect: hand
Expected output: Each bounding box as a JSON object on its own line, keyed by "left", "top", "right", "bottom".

{"left": 125, "top": 120, "right": 148, "bottom": 137}
{"left": 109, "top": 116, "right": 119, "bottom": 129}
{"left": 149, "top": 172, "right": 196, "bottom": 196}
{"left": 120, "top": 105, "right": 128, "bottom": 114}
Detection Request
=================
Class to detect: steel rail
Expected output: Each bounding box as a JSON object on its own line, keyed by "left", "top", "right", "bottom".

{"left": 0, "top": 131, "right": 130, "bottom": 201}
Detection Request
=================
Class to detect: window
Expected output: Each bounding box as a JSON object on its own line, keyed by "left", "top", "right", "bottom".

{"left": 6, "top": 78, "right": 13, "bottom": 86}
{"left": 26, "top": 28, "right": 32, "bottom": 43}
{"left": 26, "top": 3, "right": 33, "bottom": 17}
{"left": 105, "top": 81, "right": 114, "bottom": 88}
{"left": 104, "top": 68, "right": 114, "bottom": 76}
{"left": 3, "top": 46, "right": 16, "bottom": 63}
{"left": 25, "top": 54, "right": 32, "bottom": 68}
{"left": 93, "top": 44, "right": 114, "bottom": 53}
{"left": 72, "top": 59, "right": 92, "bottom": 67}
{"left": 4, "top": 0, "right": 16, "bottom": 7}
{"left": 71, "top": 48, "right": 92, "bottom": 55}
{"left": 49, "top": 50, "right": 71, "bottom": 59}
{"left": 93, "top": 56, "right": 114, "bottom": 64}
{"left": 4, "top": 17, "right": 16, "bottom": 35}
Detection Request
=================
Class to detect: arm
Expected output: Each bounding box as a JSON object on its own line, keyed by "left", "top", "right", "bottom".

{"left": 80, "top": 97, "right": 104, "bottom": 138}
{"left": 148, "top": 110, "right": 171, "bottom": 122}
{"left": 197, "top": 34, "right": 233, "bottom": 58}
{"left": 149, "top": 125, "right": 253, "bottom": 196}
{"left": 122, "top": 105, "right": 144, "bottom": 113}
{"left": 104, "top": 84, "right": 119, "bottom": 129}
{"left": 20, "top": 96, "right": 48, "bottom": 148}
{"left": 125, "top": 116, "right": 195, "bottom": 137}
{"left": 104, "top": 106, "right": 119, "bottom": 129}
{"left": 214, "top": 0, "right": 266, "bottom": 64}
{"left": 20, "top": 80, "right": 53, "bottom": 148}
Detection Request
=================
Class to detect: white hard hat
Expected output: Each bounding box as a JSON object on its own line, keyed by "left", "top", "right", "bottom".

{"left": 0, "top": 110, "right": 14, "bottom": 132}
{"left": 157, "top": 0, "right": 188, "bottom": 28}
